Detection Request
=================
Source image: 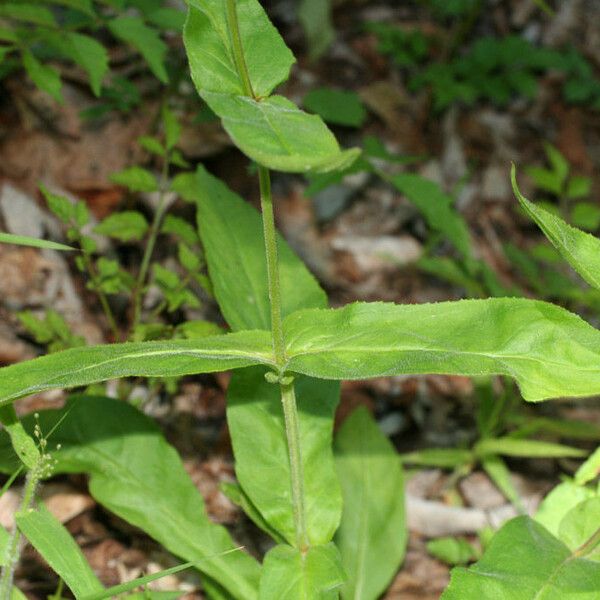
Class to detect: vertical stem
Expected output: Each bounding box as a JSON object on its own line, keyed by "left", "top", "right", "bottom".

{"left": 0, "top": 469, "right": 39, "bottom": 600}
{"left": 258, "top": 166, "right": 286, "bottom": 364}
{"left": 226, "top": 0, "right": 308, "bottom": 549}
{"left": 280, "top": 381, "right": 309, "bottom": 550}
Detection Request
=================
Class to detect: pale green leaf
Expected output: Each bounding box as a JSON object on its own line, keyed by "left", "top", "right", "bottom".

{"left": 303, "top": 88, "right": 367, "bottom": 127}
{"left": 282, "top": 299, "right": 600, "bottom": 402}
{"left": 0, "top": 232, "right": 73, "bottom": 251}
{"left": 536, "top": 481, "right": 596, "bottom": 537}
{"left": 194, "top": 165, "right": 326, "bottom": 331}
{"left": 0, "top": 331, "right": 273, "bottom": 404}
{"left": 203, "top": 93, "right": 361, "bottom": 173}
{"left": 512, "top": 165, "right": 600, "bottom": 290}
{"left": 481, "top": 455, "right": 521, "bottom": 507}
{"left": 0, "top": 397, "right": 261, "bottom": 600}
{"left": 475, "top": 437, "right": 585, "bottom": 458}
{"left": 576, "top": 447, "right": 600, "bottom": 485}
{"left": 442, "top": 516, "right": 600, "bottom": 599}
{"left": 21, "top": 50, "right": 62, "bottom": 102}
{"left": 16, "top": 503, "right": 104, "bottom": 598}
{"left": 258, "top": 543, "right": 344, "bottom": 600}
{"left": 335, "top": 407, "right": 407, "bottom": 600}
{"left": 94, "top": 211, "right": 149, "bottom": 242}
{"left": 108, "top": 16, "right": 168, "bottom": 83}
{"left": 558, "top": 498, "right": 600, "bottom": 560}
{"left": 110, "top": 166, "right": 159, "bottom": 193}
{"left": 0, "top": 523, "right": 9, "bottom": 566}
{"left": 427, "top": 537, "right": 478, "bottom": 565}
{"left": 228, "top": 370, "right": 341, "bottom": 546}
{"left": 184, "top": 0, "right": 294, "bottom": 98}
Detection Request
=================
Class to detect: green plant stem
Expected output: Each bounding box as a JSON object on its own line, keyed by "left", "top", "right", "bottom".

{"left": 0, "top": 469, "right": 39, "bottom": 600}
{"left": 131, "top": 156, "right": 170, "bottom": 334}
{"left": 82, "top": 253, "right": 119, "bottom": 341}
{"left": 226, "top": 0, "right": 308, "bottom": 550}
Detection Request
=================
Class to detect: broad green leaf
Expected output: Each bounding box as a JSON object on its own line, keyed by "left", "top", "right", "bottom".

{"left": 0, "top": 397, "right": 260, "bottom": 600}
{"left": 258, "top": 543, "right": 344, "bottom": 600}
{"left": 442, "top": 516, "right": 600, "bottom": 599}
{"left": 0, "top": 232, "right": 73, "bottom": 251}
{"left": 183, "top": 1, "right": 359, "bottom": 173}
{"left": 512, "top": 165, "right": 600, "bottom": 290}
{"left": 94, "top": 211, "right": 149, "bottom": 242}
{"left": 576, "top": 447, "right": 600, "bottom": 485}
{"left": 475, "top": 437, "right": 585, "bottom": 459}
{"left": 228, "top": 369, "right": 341, "bottom": 546}
{"left": 389, "top": 174, "right": 472, "bottom": 258}
{"left": 184, "top": 0, "right": 294, "bottom": 98}
{"left": 558, "top": 498, "right": 600, "bottom": 560}
{"left": 427, "top": 537, "right": 478, "bottom": 565}
{"left": 282, "top": 299, "right": 600, "bottom": 402}
{"left": 21, "top": 50, "right": 62, "bottom": 103}
{"left": 334, "top": 407, "right": 406, "bottom": 600}
{"left": 110, "top": 166, "right": 159, "bottom": 193}
{"left": 16, "top": 503, "right": 104, "bottom": 598}
{"left": 0, "top": 4, "right": 56, "bottom": 26}
{"left": 108, "top": 17, "right": 168, "bottom": 83}
{"left": 536, "top": 481, "right": 596, "bottom": 537}
{"left": 0, "top": 331, "right": 273, "bottom": 404}
{"left": 203, "top": 93, "right": 361, "bottom": 173}
{"left": 303, "top": 88, "right": 367, "bottom": 127}
{"left": 193, "top": 166, "right": 326, "bottom": 331}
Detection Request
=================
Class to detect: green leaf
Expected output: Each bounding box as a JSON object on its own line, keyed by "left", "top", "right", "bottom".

{"left": 481, "top": 455, "right": 521, "bottom": 506}
{"left": 161, "top": 214, "right": 199, "bottom": 246}
{"left": 62, "top": 33, "right": 108, "bottom": 97}
{"left": 544, "top": 143, "right": 570, "bottom": 187}
{"left": 162, "top": 105, "right": 181, "bottom": 151}
{"left": 475, "top": 437, "right": 585, "bottom": 459}
{"left": 184, "top": 0, "right": 294, "bottom": 98}
{"left": 0, "top": 4, "right": 56, "bottom": 26}
{"left": 536, "top": 481, "right": 596, "bottom": 537}
{"left": 442, "top": 516, "right": 600, "bottom": 599}
{"left": 228, "top": 370, "right": 341, "bottom": 546}
{"left": 108, "top": 16, "right": 168, "bottom": 83}
{"left": 567, "top": 176, "right": 592, "bottom": 200}
{"left": 21, "top": 50, "right": 62, "bottom": 103}
{"left": 0, "top": 397, "right": 261, "bottom": 600}
{"left": 145, "top": 7, "right": 186, "bottom": 31}
{"left": 183, "top": 1, "right": 359, "bottom": 173}
{"left": 558, "top": 498, "right": 600, "bottom": 560}
{"left": 16, "top": 503, "right": 104, "bottom": 598}
{"left": 576, "top": 447, "right": 600, "bottom": 485}
{"left": 298, "top": 0, "right": 334, "bottom": 60}
{"left": 390, "top": 174, "right": 472, "bottom": 258}
{"left": 427, "top": 537, "right": 478, "bottom": 565}
{"left": 94, "top": 211, "right": 149, "bottom": 242}
{"left": 334, "top": 407, "right": 407, "bottom": 600}
{"left": 303, "top": 88, "right": 367, "bottom": 127}
{"left": 138, "top": 135, "right": 165, "bottom": 157}
{"left": 401, "top": 448, "right": 473, "bottom": 468}
{"left": 110, "top": 166, "right": 159, "bottom": 193}
{"left": 512, "top": 165, "right": 600, "bottom": 291}
{"left": 282, "top": 299, "right": 600, "bottom": 402}
{"left": 0, "top": 331, "right": 273, "bottom": 404}
{"left": 40, "top": 185, "right": 74, "bottom": 223}
{"left": 194, "top": 166, "right": 327, "bottom": 331}
{"left": 204, "top": 93, "right": 361, "bottom": 173}
{"left": 0, "top": 232, "right": 73, "bottom": 251}
{"left": 0, "top": 405, "right": 39, "bottom": 470}
{"left": 258, "top": 543, "right": 344, "bottom": 600}
{"left": 571, "top": 202, "right": 600, "bottom": 231}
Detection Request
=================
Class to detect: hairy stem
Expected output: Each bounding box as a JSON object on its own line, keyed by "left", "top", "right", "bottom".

{"left": 226, "top": 0, "right": 308, "bottom": 549}
{"left": 0, "top": 469, "right": 39, "bottom": 600}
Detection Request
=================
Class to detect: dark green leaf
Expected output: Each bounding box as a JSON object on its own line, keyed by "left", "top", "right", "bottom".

{"left": 303, "top": 88, "right": 367, "bottom": 127}
{"left": 21, "top": 50, "right": 62, "bottom": 102}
